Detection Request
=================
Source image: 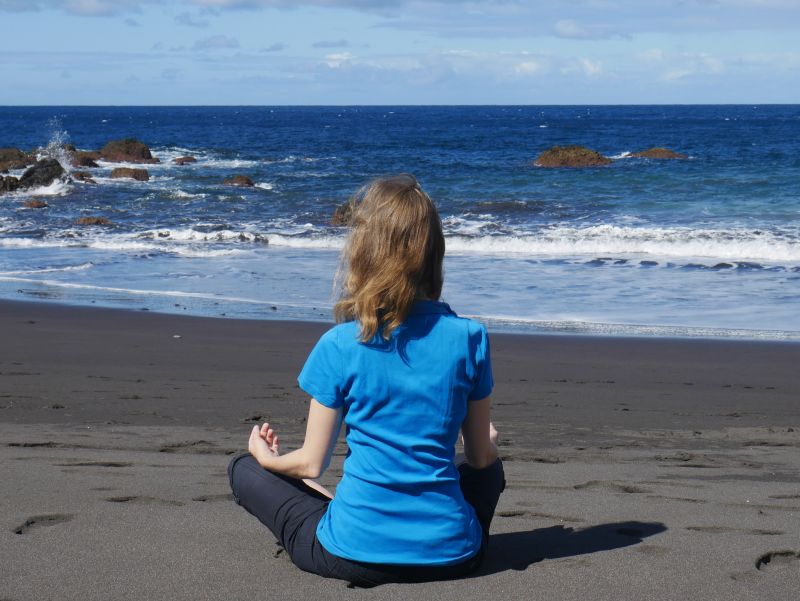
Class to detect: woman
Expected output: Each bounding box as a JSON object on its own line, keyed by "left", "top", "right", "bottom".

{"left": 228, "top": 174, "right": 505, "bottom": 587}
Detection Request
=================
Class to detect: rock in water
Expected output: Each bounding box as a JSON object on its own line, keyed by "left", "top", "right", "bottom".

{"left": 99, "top": 139, "right": 159, "bottom": 163}
{"left": 0, "top": 175, "right": 21, "bottom": 193}
{"left": 332, "top": 202, "right": 353, "bottom": 226}
{"left": 24, "top": 199, "right": 49, "bottom": 209}
{"left": 629, "top": 147, "right": 688, "bottom": 159}
{"left": 72, "top": 171, "right": 97, "bottom": 184}
{"left": 174, "top": 156, "right": 197, "bottom": 165}
{"left": 76, "top": 216, "right": 111, "bottom": 226}
{"left": 0, "top": 147, "right": 35, "bottom": 172}
{"left": 534, "top": 145, "right": 612, "bottom": 168}
{"left": 110, "top": 167, "right": 150, "bottom": 181}
{"left": 71, "top": 151, "right": 100, "bottom": 168}
{"left": 18, "top": 159, "right": 66, "bottom": 189}
{"left": 223, "top": 175, "right": 255, "bottom": 187}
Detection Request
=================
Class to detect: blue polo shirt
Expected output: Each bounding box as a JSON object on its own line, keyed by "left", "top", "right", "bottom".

{"left": 297, "top": 300, "right": 493, "bottom": 566}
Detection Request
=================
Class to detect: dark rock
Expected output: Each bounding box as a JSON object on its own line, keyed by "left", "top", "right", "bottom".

{"left": 76, "top": 216, "right": 111, "bottom": 226}
{"left": 0, "top": 175, "right": 21, "bottom": 193}
{"left": 331, "top": 202, "right": 354, "bottom": 226}
{"left": 99, "top": 138, "right": 159, "bottom": 164}
{"left": 19, "top": 159, "right": 66, "bottom": 189}
{"left": 110, "top": 167, "right": 150, "bottom": 182}
{"left": 71, "top": 151, "right": 100, "bottom": 168}
{"left": 223, "top": 175, "right": 255, "bottom": 187}
{"left": 0, "top": 147, "right": 35, "bottom": 172}
{"left": 174, "top": 156, "right": 197, "bottom": 165}
{"left": 23, "top": 199, "right": 49, "bottom": 209}
{"left": 630, "top": 147, "right": 688, "bottom": 159}
{"left": 72, "top": 171, "right": 97, "bottom": 184}
{"left": 534, "top": 145, "right": 612, "bottom": 168}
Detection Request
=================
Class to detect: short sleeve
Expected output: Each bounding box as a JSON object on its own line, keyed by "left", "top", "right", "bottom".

{"left": 468, "top": 324, "right": 493, "bottom": 401}
{"left": 297, "top": 328, "right": 345, "bottom": 408}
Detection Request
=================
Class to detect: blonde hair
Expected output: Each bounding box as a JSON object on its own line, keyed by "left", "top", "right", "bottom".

{"left": 334, "top": 174, "right": 445, "bottom": 342}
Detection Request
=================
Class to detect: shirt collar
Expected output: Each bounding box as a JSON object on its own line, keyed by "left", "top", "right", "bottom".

{"left": 409, "top": 299, "right": 453, "bottom": 315}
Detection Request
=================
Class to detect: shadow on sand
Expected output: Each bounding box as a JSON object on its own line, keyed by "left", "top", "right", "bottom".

{"left": 477, "top": 521, "right": 667, "bottom": 575}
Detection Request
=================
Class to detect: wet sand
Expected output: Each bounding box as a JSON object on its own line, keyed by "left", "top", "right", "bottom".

{"left": 1, "top": 299, "right": 799, "bottom": 600}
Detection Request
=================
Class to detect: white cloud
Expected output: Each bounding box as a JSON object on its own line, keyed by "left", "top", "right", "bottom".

{"left": 579, "top": 58, "right": 602, "bottom": 77}
{"left": 324, "top": 52, "right": 354, "bottom": 68}
{"left": 2, "top": 0, "right": 798, "bottom": 40}
{"left": 514, "top": 60, "right": 542, "bottom": 76}
{"left": 662, "top": 53, "right": 726, "bottom": 81}
{"left": 639, "top": 48, "right": 666, "bottom": 63}
{"left": 0, "top": 0, "right": 158, "bottom": 15}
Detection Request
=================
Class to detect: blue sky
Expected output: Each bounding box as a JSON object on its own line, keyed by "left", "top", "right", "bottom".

{"left": 1, "top": 0, "right": 798, "bottom": 104}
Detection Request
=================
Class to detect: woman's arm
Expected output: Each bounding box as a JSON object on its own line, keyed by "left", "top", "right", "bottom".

{"left": 248, "top": 398, "right": 342, "bottom": 480}
{"left": 461, "top": 395, "right": 498, "bottom": 469}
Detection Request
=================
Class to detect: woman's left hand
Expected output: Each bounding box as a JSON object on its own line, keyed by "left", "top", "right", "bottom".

{"left": 248, "top": 422, "right": 280, "bottom": 465}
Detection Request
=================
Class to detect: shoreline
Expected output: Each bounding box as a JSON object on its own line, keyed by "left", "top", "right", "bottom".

{"left": 4, "top": 295, "right": 800, "bottom": 344}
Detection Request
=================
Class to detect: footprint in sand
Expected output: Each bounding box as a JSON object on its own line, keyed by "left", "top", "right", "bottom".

{"left": 192, "top": 493, "right": 233, "bottom": 503}
{"left": 755, "top": 550, "right": 800, "bottom": 571}
{"left": 496, "top": 509, "right": 585, "bottom": 523}
{"left": 158, "top": 440, "right": 226, "bottom": 455}
{"left": 686, "top": 526, "right": 784, "bottom": 535}
{"left": 56, "top": 461, "right": 132, "bottom": 468}
{"left": 13, "top": 513, "right": 74, "bottom": 535}
{"left": 105, "top": 496, "right": 184, "bottom": 507}
{"left": 573, "top": 480, "right": 650, "bottom": 494}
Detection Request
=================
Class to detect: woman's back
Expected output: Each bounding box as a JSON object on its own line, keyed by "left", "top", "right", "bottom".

{"left": 298, "top": 300, "right": 492, "bottom": 564}
{"left": 229, "top": 175, "right": 503, "bottom": 586}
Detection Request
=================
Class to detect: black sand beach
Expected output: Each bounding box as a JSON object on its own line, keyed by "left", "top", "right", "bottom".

{"left": 2, "top": 300, "right": 799, "bottom": 600}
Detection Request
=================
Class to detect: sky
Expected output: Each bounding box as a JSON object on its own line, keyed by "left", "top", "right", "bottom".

{"left": 0, "top": 0, "right": 798, "bottom": 104}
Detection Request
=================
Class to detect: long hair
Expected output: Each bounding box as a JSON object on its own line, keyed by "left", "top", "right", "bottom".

{"left": 334, "top": 174, "right": 445, "bottom": 342}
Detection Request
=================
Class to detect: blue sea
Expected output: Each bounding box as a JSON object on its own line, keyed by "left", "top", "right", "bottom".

{"left": 1, "top": 105, "right": 799, "bottom": 339}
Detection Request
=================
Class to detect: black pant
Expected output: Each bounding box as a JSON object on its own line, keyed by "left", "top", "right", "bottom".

{"left": 228, "top": 453, "right": 505, "bottom": 588}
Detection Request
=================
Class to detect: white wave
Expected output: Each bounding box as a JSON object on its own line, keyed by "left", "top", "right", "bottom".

{"left": 168, "top": 189, "right": 206, "bottom": 199}
{"left": 95, "top": 159, "right": 166, "bottom": 170}
{"left": 172, "top": 247, "right": 247, "bottom": 258}
{"left": 0, "top": 233, "right": 249, "bottom": 257}
{"left": 444, "top": 225, "right": 800, "bottom": 264}
{"left": 468, "top": 314, "right": 800, "bottom": 341}
{"left": 255, "top": 182, "right": 275, "bottom": 191}
{"left": 0, "top": 239, "right": 73, "bottom": 249}
{"left": 609, "top": 151, "right": 631, "bottom": 159}
{"left": 0, "top": 262, "right": 94, "bottom": 276}
{"left": 2, "top": 277, "right": 272, "bottom": 303}
{"left": 85, "top": 237, "right": 247, "bottom": 257}
{"left": 134, "top": 228, "right": 268, "bottom": 244}
{"left": 266, "top": 234, "right": 345, "bottom": 250}
{"left": 12, "top": 179, "right": 73, "bottom": 197}
{"left": 196, "top": 158, "right": 260, "bottom": 169}
{"left": 442, "top": 215, "right": 503, "bottom": 237}
{"left": 263, "top": 155, "right": 324, "bottom": 165}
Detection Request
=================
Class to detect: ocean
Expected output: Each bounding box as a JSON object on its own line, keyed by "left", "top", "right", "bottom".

{"left": 1, "top": 105, "right": 798, "bottom": 339}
